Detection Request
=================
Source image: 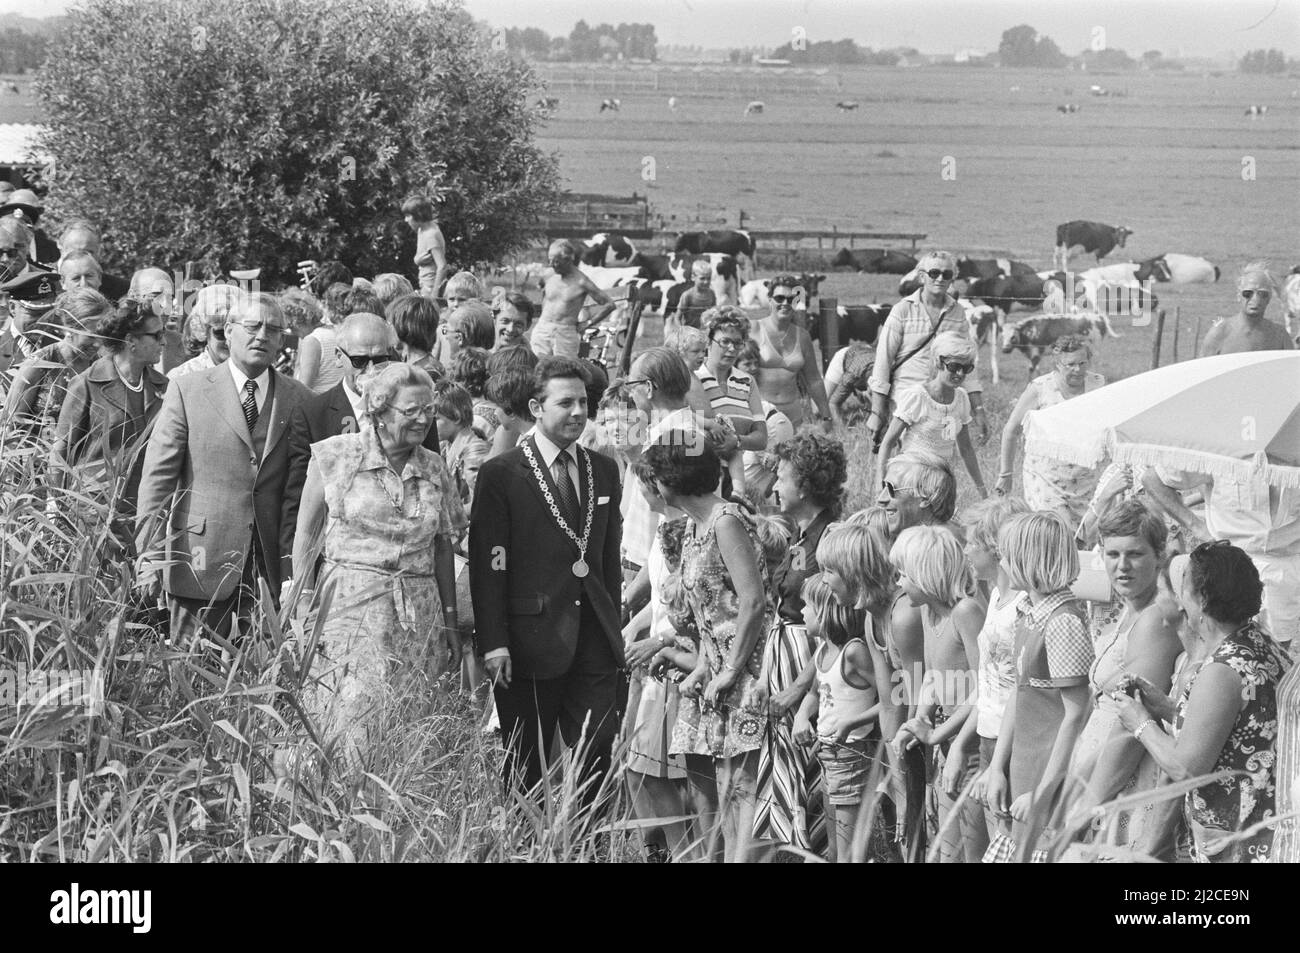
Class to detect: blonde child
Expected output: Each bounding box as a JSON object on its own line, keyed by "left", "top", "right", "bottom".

{"left": 957, "top": 497, "right": 1031, "bottom": 846}
{"left": 668, "top": 259, "right": 717, "bottom": 330}
{"left": 876, "top": 331, "right": 986, "bottom": 498}
{"left": 890, "top": 525, "right": 988, "bottom": 863}
{"left": 977, "top": 512, "right": 1093, "bottom": 862}
{"left": 790, "top": 575, "right": 877, "bottom": 862}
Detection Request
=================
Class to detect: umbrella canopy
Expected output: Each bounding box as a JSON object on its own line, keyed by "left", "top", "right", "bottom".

{"left": 1024, "top": 351, "right": 1300, "bottom": 488}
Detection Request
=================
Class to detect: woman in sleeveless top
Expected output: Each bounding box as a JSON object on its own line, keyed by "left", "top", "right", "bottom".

{"left": 996, "top": 334, "right": 1106, "bottom": 526}
{"left": 283, "top": 288, "right": 343, "bottom": 394}
{"left": 749, "top": 276, "right": 832, "bottom": 430}
{"left": 290, "top": 364, "right": 466, "bottom": 768}
{"left": 642, "top": 432, "right": 773, "bottom": 863}
{"left": 1069, "top": 501, "right": 1182, "bottom": 857}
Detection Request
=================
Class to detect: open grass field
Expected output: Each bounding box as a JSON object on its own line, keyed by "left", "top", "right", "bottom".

{"left": 536, "top": 64, "right": 1300, "bottom": 508}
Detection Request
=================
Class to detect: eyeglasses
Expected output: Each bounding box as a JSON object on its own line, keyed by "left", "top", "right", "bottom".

{"left": 924, "top": 269, "right": 955, "bottom": 281}
{"left": 345, "top": 352, "right": 396, "bottom": 370}
{"left": 236, "top": 321, "right": 285, "bottom": 337}
{"left": 882, "top": 480, "right": 922, "bottom": 499}
{"left": 1241, "top": 289, "right": 1270, "bottom": 300}
{"left": 623, "top": 377, "right": 653, "bottom": 390}
{"left": 712, "top": 337, "right": 744, "bottom": 350}
{"left": 0, "top": 245, "right": 20, "bottom": 257}
{"left": 940, "top": 359, "right": 975, "bottom": 375}
{"left": 392, "top": 403, "right": 436, "bottom": 420}
{"left": 771, "top": 294, "right": 795, "bottom": 305}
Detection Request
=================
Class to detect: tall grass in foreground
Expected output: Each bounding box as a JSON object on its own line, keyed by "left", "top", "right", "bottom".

{"left": 0, "top": 431, "right": 649, "bottom": 862}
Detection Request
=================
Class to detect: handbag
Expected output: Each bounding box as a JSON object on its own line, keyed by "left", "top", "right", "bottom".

{"left": 872, "top": 309, "right": 946, "bottom": 453}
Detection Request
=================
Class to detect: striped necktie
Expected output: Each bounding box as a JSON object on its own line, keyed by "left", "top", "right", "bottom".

{"left": 241, "top": 378, "right": 259, "bottom": 432}
{"left": 552, "top": 453, "right": 578, "bottom": 525}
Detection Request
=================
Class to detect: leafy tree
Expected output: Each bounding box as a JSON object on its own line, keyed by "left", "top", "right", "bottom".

{"left": 998, "top": 24, "right": 1067, "bottom": 68}
{"left": 35, "top": 0, "right": 560, "bottom": 284}
{"left": 1239, "top": 48, "right": 1287, "bottom": 73}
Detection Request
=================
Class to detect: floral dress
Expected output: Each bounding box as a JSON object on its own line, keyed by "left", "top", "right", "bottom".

{"left": 1021, "top": 370, "right": 1105, "bottom": 526}
{"left": 671, "top": 501, "right": 774, "bottom": 759}
{"left": 1176, "top": 621, "right": 1290, "bottom": 863}
{"left": 304, "top": 426, "right": 467, "bottom": 763}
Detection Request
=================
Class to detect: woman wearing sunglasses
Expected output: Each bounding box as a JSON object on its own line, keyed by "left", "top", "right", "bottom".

{"left": 749, "top": 275, "right": 832, "bottom": 431}
{"left": 1199, "top": 261, "right": 1293, "bottom": 357}
{"left": 291, "top": 361, "right": 466, "bottom": 769}
{"left": 996, "top": 334, "right": 1105, "bottom": 525}
{"left": 874, "top": 331, "right": 987, "bottom": 499}
{"left": 1112, "top": 542, "right": 1291, "bottom": 862}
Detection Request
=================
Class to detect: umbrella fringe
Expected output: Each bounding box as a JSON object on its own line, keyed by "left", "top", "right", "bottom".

{"left": 1023, "top": 434, "right": 1107, "bottom": 469}
{"left": 1111, "top": 444, "right": 1300, "bottom": 489}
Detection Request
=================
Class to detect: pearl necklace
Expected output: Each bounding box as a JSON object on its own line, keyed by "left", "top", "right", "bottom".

{"left": 116, "top": 365, "right": 144, "bottom": 393}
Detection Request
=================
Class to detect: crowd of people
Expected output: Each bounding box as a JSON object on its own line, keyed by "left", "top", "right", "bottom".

{"left": 1, "top": 192, "right": 1297, "bottom": 863}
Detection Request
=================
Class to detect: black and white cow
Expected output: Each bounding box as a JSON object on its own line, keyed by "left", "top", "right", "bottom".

{"left": 835, "top": 100, "right": 860, "bottom": 111}
{"left": 832, "top": 247, "right": 918, "bottom": 275}
{"left": 744, "top": 101, "right": 765, "bottom": 116}
{"left": 1001, "top": 313, "right": 1115, "bottom": 375}
{"left": 600, "top": 98, "right": 621, "bottom": 113}
{"left": 579, "top": 232, "right": 637, "bottom": 267}
{"left": 1054, "top": 220, "right": 1133, "bottom": 270}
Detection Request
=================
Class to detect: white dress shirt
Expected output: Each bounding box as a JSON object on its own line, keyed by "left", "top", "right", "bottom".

{"left": 342, "top": 378, "right": 365, "bottom": 419}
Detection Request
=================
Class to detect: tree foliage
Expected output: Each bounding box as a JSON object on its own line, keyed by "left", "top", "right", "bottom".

{"left": 769, "top": 38, "right": 901, "bottom": 66}
{"left": 998, "top": 24, "right": 1068, "bottom": 68}
{"left": 1239, "top": 48, "right": 1288, "bottom": 74}
{"left": 35, "top": 0, "right": 561, "bottom": 284}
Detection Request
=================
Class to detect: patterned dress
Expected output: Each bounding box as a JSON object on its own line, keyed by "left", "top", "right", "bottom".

{"left": 1273, "top": 659, "right": 1300, "bottom": 863}
{"left": 305, "top": 426, "right": 467, "bottom": 764}
{"left": 671, "top": 501, "right": 774, "bottom": 759}
{"left": 1021, "top": 370, "right": 1105, "bottom": 526}
{"left": 1176, "top": 621, "right": 1289, "bottom": 863}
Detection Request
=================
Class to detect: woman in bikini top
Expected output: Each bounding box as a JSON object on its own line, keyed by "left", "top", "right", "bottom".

{"left": 749, "top": 276, "right": 832, "bottom": 430}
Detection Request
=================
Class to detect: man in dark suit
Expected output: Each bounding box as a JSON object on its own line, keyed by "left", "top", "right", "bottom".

{"left": 283, "top": 311, "right": 441, "bottom": 555}
{"left": 470, "top": 357, "right": 624, "bottom": 796}
{"left": 134, "top": 292, "right": 312, "bottom": 643}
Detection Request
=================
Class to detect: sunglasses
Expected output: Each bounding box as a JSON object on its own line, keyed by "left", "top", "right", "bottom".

{"left": 940, "top": 359, "right": 975, "bottom": 375}
{"left": 345, "top": 352, "right": 396, "bottom": 370}
{"left": 1241, "top": 289, "right": 1270, "bottom": 300}
{"left": 882, "top": 480, "right": 922, "bottom": 499}
{"left": 924, "top": 269, "right": 955, "bottom": 280}
{"left": 771, "top": 294, "right": 796, "bottom": 304}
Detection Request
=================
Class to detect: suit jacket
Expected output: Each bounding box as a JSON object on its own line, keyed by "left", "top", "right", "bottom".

{"left": 134, "top": 363, "right": 311, "bottom": 600}
{"left": 469, "top": 437, "right": 624, "bottom": 680}
{"left": 284, "top": 380, "right": 440, "bottom": 550}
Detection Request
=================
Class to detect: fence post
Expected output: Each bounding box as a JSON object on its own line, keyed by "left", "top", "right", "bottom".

{"left": 818, "top": 297, "right": 839, "bottom": 372}
{"left": 1149, "top": 308, "right": 1167, "bottom": 369}
{"left": 1193, "top": 312, "right": 1203, "bottom": 358}
{"left": 1170, "top": 306, "right": 1180, "bottom": 362}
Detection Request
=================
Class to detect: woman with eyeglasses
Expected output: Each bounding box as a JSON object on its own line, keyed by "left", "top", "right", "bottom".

{"left": 291, "top": 361, "right": 467, "bottom": 768}
{"left": 1199, "top": 261, "right": 1294, "bottom": 356}
{"left": 1112, "top": 542, "right": 1291, "bottom": 863}
{"left": 50, "top": 297, "right": 169, "bottom": 529}
{"left": 875, "top": 331, "right": 986, "bottom": 499}
{"left": 996, "top": 334, "right": 1106, "bottom": 525}
{"left": 4, "top": 288, "right": 111, "bottom": 453}
{"left": 749, "top": 275, "right": 832, "bottom": 431}
{"left": 696, "top": 307, "right": 767, "bottom": 501}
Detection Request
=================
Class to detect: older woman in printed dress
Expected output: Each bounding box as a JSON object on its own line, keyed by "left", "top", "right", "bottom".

{"left": 290, "top": 362, "right": 466, "bottom": 766}
{"left": 643, "top": 430, "right": 775, "bottom": 863}
{"left": 996, "top": 334, "right": 1106, "bottom": 526}
{"left": 1114, "top": 543, "right": 1291, "bottom": 863}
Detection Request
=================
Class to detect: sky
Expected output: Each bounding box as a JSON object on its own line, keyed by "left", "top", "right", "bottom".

{"left": 2, "top": 0, "right": 1297, "bottom": 58}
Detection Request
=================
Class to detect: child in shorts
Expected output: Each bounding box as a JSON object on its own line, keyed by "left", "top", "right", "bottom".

{"left": 792, "top": 575, "right": 876, "bottom": 862}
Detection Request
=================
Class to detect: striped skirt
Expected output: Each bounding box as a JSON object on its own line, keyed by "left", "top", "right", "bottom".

{"left": 753, "top": 620, "right": 827, "bottom": 854}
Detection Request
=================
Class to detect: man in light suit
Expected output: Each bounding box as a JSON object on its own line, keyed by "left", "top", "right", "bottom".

{"left": 135, "top": 292, "right": 311, "bottom": 643}
{"left": 470, "top": 357, "right": 624, "bottom": 797}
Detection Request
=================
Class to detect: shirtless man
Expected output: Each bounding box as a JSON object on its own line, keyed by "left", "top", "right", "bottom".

{"left": 1199, "top": 261, "right": 1295, "bottom": 356}
{"left": 531, "top": 240, "right": 615, "bottom": 359}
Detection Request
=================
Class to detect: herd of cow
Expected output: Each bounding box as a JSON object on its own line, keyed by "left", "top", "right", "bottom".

{"left": 499, "top": 219, "right": 1299, "bottom": 381}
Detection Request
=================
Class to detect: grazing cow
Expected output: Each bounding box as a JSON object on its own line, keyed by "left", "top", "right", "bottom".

{"left": 624, "top": 252, "right": 683, "bottom": 283}
{"left": 1089, "top": 85, "right": 1108, "bottom": 97}
{"left": 832, "top": 247, "right": 919, "bottom": 275}
{"left": 706, "top": 253, "right": 740, "bottom": 306}
{"left": 1245, "top": 105, "right": 1269, "bottom": 117}
{"left": 1079, "top": 256, "right": 1172, "bottom": 284}
{"left": 832, "top": 303, "right": 892, "bottom": 345}
{"left": 535, "top": 97, "right": 559, "bottom": 110}
{"left": 675, "top": 230, "right": 756, "bottom": 280}
{"left": 1157, "top": 253, "right": 1219, "bottom": 283}
{"left": 1001, "top": 314, "right": 1115, "bottom": 375}
{"left": 739, "top": 272, "right": 827, "bottom": 310}
{"left": 1057, "top": 103, "right": 1080, "bottom": 114}
{"left": 1075, "top": 273, "right": 1158, "bottom": 324}
{"left": 1054, "top": 220, "right": 1132, "bottom": 269}
{"left": 835, "top": 100, "right": 860, "bottom": 111}
{"left": 580, "top": 232, "right": 637, "bottom": 267}
{"left": 744, "top": 101, "right": 765, "bottom": 116}
{"left": 631, "top": 279, "right": 689, "bottom": 317}
{"left": 1281, "top": 271, "right": 1300, "bottom": 341}
{"left": 958, "top": 299, "right": 1001, "bottom": 384}
{"left": 668, "top": 96, "right": 679, "bottom": 112}
{"left": 967, "top": 274, "right": 1047, "bottom": 317}
{"left": 600, "top": 98, "right": 621, "bottom": 113}
{"left": 578, "top": 263, "right": 647, "bottom": 290}
{"left": 955, "top": 256, "right": 1038, "bottom": 281}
